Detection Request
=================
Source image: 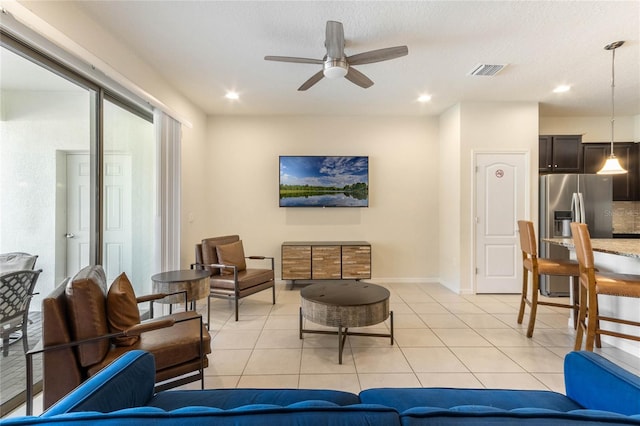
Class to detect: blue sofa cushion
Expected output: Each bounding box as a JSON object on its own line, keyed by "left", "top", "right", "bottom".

{"left": 565, "top": 351, "right": 640, "bottom": 415}
{"left": 147, "top": 388, "right": 360, "bottom": 410}
{"left": 3, "top": 404, "right": 400, "bottom": 426}
{"left": 360, "top": 387, "right": 582, "bottom": 412}
{"left": 400, "top": 406, "right": 640, "bottom": 425}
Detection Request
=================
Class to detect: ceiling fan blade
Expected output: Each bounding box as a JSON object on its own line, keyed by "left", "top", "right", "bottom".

{"left": 325, "top": 21, "right": 344, "bottom": 59}
{"left": 345, "top": 67, "right": 374, "bottom": 89}
{"left": 347, "top": 46, "right": 408, "bottom": 65}
{"left": 264, "top": 56, "right": 324, "bottom": 65}
{"left": 298, "top": 70, "right": 325, "bottom": 91}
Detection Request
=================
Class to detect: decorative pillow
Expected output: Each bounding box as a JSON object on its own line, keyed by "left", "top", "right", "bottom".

{"left": 107, "top": 272, "right": 141, "bottom": 346}
{"left": 65, "top": 276, "right": 109, "bottom": 367}
{"left": 201, "top": 241, "right": 221, "bottom": 275}
{"left": 72, "top": 265, "right": 108, "bottom": 294}
{"left": 216, "top": 240, "right": 247, "bottom": 276}
{"left": 0, "top": 252, "right": 37, "bottom": 273}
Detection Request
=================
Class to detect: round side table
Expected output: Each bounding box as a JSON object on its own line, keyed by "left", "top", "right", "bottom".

{"left": 151, "top": 269, "right": 210, "bottom": 311}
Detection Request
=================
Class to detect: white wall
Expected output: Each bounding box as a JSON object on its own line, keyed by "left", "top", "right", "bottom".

{"left": 0, "top": 90, "right": 89, "bottom": 306}
{"left": 201, "top": 115, "right": 439, "bottom": 282}
{"left": 540, "top": 115, "right": 640, "bottom": 142}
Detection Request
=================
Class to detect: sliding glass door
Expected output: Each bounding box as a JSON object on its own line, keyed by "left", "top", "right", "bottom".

{"left": 0, "top": 45, "right": 95, "bottom": 287}
{"left": 0, "top": 42, "right": 95, "bottom": 415}
{"left": 102, "top": 99, "right": 155, "bottom": 294}
{"left": 1, "top": 35, "right": 155, "bottom": 414}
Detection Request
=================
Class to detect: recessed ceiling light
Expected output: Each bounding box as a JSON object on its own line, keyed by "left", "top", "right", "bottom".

{"left": 417, "top": 94, "right": 432, "bottom": 103}
{"left": 225, "top": 91, "right": 239, "bottom": 100}
{"left": 553, "top": 85, "right": 571, "bottom": 93}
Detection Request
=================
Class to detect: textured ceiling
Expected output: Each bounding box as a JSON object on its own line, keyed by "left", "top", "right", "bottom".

{"left": 9, "top": 1, "right": 640, "bottom": 117}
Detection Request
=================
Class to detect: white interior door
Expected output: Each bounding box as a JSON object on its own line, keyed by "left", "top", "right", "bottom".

{"left": 475, "top": 152, "right": 527, "bottom": 293}
{"left": 103, "top": 154, "right": 132, "bottom": 282}
{"left": 66, "top": 153, "right": 90, "bottom": 276}
{"left": 67, "top": 153, "right": 132, "bottom": 281}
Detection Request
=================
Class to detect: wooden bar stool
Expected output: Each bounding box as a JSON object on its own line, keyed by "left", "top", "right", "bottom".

{"left": 570, "top": 222, "right": 640, "bottom": 351}
{"left": 517, "top": 220, "right": 580, "bottom": 337}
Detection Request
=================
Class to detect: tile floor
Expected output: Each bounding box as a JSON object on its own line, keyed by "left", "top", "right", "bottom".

{"left": 8, "top": 280, "right": 640, "bottom": 418}
{"left": 185, "top": 281, "right": 640, "bottom": 392}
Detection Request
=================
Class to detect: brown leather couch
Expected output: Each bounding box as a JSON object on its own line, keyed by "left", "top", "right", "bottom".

{"left": 38, "top": 265, "right": 211, "bottom": 409}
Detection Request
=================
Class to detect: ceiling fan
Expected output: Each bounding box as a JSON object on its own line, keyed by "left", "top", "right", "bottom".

{"left": 264, "top": 20, "right": 408, "bottom": 91}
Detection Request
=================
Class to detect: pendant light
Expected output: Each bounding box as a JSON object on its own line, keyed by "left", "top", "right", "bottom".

{"left": 597, "top": 41, "right": 627, "bottom": 175}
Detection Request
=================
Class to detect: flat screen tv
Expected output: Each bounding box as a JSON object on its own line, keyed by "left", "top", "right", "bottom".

{"left": 279, "top": 156, "right": 369, "bottom": 207}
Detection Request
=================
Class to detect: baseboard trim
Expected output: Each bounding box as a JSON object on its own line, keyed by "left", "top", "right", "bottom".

{"left": 276, "top": 278, "right": 441, "bottom": 286}
{"left": 367, "top": 277, "right": 441, "bottom": 285}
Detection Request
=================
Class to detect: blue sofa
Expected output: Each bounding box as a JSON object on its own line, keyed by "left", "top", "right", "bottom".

{"left": 5, "top": 350, "right": 640, "bottom": 425}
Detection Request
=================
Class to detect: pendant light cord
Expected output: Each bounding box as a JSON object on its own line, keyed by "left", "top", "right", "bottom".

{"left": 598, "top": 41, "right": 626, "bottom": 174}
{"left": 610, "top": 47, "right": 615, "bottom": 153}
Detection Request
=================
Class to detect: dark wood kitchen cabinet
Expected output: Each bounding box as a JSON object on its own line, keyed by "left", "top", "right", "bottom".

{"left": 583, "top": 142, "right": 639, "bottom": 201}
{"left": 539, "top": 135, "right": 583, "bottom": 173}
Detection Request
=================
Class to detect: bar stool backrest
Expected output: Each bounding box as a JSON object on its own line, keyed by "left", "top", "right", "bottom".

{"left": 570, "top": 222, "right": 595, "bottom": 271}
{"left": 517, "top": 220, "right": 538, "bottom": 257}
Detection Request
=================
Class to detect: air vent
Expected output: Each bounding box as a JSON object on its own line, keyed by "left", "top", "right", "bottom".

{"left": 468, "top": 64, "right": 507, "bottom": 76}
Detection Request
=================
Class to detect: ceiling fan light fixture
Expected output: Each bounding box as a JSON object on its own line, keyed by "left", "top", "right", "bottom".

{"left": 323, "top": 59, "right": 348, "bottom": 79}
{"left": 225, "top": 91, "right": 239, "bottom": 100}
{"left": 553, "top": 85, "right": 571, "bottom": 93}
{"left": 265, "top": 21, "right": 407, "bottom": 90}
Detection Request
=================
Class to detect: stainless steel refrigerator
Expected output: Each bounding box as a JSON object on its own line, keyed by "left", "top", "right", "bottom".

{"left": 539, "top": 174, "right": 612, "bottom": 296}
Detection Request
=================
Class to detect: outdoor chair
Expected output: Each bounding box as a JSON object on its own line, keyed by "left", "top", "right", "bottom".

{"left": 0, "top": 269, "right": 42, "bottom": 356}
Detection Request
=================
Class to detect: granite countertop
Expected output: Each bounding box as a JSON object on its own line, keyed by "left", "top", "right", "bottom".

{"left": 543, "top": 238, "right": 640, "bottom": 259}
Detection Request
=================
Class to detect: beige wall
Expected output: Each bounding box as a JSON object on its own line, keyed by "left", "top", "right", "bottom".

{"left": 460, "top": 102, "right": 539, "bottom": 294}
{"left": 200, "top": 115, "right": 439, "bottom": 281}
{"left": 540, "top": 115, "right": 640, "bottom": 142}
{"left": 440, "top": 102, "right": 539, "bottom": 294}
{"left": 438, "top": 104, "right": 462, "bottom": 291}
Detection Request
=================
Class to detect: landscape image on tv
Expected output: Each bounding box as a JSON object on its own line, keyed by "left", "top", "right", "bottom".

{"left": 279, "top": 156, "right": 369, "bottom": 207}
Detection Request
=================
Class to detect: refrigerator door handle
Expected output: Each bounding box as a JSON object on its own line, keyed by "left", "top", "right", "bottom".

{"left": 571, "top": 193, "right": 581, "bottom": 223}
{"left": 578, "top": 192, "right": 586, "bottom": 224}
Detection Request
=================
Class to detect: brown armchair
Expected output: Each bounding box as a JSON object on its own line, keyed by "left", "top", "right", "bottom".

{"left": 31, "top": 265, "right": 211, "bottom": 414}
{"left": 194, "top": 235, "right": 275, "bottom": 323}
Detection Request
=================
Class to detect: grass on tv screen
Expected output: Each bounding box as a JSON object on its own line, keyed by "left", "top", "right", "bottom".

{"left": 279, "top": 156, "right": 369, "bottom": 207}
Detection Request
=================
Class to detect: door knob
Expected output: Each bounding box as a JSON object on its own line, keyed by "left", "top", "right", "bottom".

{"left": 65, "top": 233, "right": 75, "bottom": 239}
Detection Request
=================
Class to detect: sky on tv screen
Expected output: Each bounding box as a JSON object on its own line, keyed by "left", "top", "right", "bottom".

{"left": 279, "top": 156, "right": 368, "bottom": 187}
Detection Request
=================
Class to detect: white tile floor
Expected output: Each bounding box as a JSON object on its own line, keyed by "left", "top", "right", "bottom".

{"left": 188, "top": 281, "right": 640, "bottom": 393}
{"left": 9, "top": 280, "right": 640, "bottom": 418}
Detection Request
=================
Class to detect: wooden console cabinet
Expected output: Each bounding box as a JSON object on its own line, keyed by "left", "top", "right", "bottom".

{"left": 281, "top": 241, "right": 371, "bottom": 281}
